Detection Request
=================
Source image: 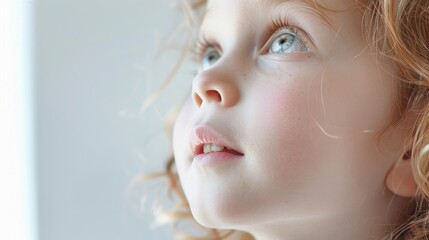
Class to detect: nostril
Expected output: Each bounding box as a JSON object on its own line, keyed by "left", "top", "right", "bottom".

{"left": 193, "top": 93, "right": 203, "bottom": 107}
{"left": 206, "top": 90, "right": 222, "bottom": 103}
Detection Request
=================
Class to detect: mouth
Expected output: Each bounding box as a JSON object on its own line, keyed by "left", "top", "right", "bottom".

{"left": 195, "top": 143, "right": 244, "bottom": 156}
{"left": 190, "top": 125, "right": 244, "bottom": 158}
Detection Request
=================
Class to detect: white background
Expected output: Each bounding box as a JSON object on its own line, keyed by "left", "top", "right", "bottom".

{"left": 1, "top": 0, "right": 36, "bottom": 239}
{"left": 2, "top": 0, "right": 194, "bottom": 239}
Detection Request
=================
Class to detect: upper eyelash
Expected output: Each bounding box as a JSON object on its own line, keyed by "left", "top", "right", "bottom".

{"left": 270, "top": 14, "right": 299, "bottom": 33}
{"left": 191, "top": 34, "right": 213, "bottom": 64}
{"left": 264, "top": 15, "right": 308, "bottom": 52}
{"left": 191, "top": 15, "right": 308, "bottom": 64}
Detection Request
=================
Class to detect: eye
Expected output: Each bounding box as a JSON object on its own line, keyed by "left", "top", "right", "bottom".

{"left": 201, "top": 46, "right": 221, "bottom": 70}
{"left": 268, "top": 29, "right": 307, "bottom": 54}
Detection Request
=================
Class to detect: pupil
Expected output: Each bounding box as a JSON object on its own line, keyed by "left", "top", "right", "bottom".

{"left": 209, "top": 54, "right": 215, "bottom": 61}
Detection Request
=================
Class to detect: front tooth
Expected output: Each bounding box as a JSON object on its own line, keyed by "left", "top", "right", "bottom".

{"left": 203, "top": 143, "right": 225, "bottom": 153}
{"left": 203, "top": 144, "right": 211, "bottom": 153}
{"left": 211, "top": 144, "right": 224, "bottom": 152}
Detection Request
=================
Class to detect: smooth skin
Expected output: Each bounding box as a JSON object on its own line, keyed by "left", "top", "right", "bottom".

{"left": 173, "top": 0, "right": 417, "bottom": 239}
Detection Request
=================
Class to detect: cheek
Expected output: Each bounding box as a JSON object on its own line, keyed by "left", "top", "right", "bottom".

{"left": 249, "top": 61, "right": 326, "bottom": 145}
{"left": 244, "top": 62, "right": 390, "bottom": 211}
{"left": 318, "top": 60, "right": 396, "bottom": 133}
{"left": 246, "top": 69, "right": 329, "bottom": 188}
{"left": 256, "top": 82, "right": 306, "bottom": 125}
{"left": 248, "top": 63, "right": 314, "bottom": 129}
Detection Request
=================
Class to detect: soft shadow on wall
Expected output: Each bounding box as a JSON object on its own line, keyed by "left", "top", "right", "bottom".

{"left": 34, "top": 0, "right": 192, "bottom": 239}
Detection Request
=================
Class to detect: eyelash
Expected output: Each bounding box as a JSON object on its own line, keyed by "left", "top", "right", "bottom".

{"left": 191, "top": 34, "right": 214, "bottom": 64}
{"left": 191, "top": 15, "right": 308, "bottom": 64}
{"left": 266, "top": 15, "right": 308, "bottom": 52}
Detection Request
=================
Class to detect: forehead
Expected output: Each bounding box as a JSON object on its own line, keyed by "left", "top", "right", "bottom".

{"left": 202, "top": 0, "right": 362, "bottom": 43}
{"left": 206, "top": 0, "right": 353, "bottom": 11}
{"left": 198, "top": 0, "right": 370, "bottom": 64}
{"left": 203, "top": 0, "right": 352, "bottom": 28}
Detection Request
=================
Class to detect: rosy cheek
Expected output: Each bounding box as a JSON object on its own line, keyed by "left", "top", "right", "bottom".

{"left": 257, "top": 83, "right": 306, "bottom": 129}
{"left": 246, "top": 65, "right": 338, "bottom": 182}
{"left": 252, "top": 63, "right": 318, "bottom": 133}
{"left": 248, "top": 74, "right": 317, "bottom": 164}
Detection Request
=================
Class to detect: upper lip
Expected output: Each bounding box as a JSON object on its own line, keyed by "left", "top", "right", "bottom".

{"left": 190, "top": 125, "right": 244, "bottom": 157}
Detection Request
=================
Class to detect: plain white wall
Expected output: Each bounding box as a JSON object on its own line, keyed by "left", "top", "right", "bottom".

{"left": 1, "top": 1, "right": 36, "bottom": 239}
{"left": 34, "top": 0, "right": 193, "bottom": 239}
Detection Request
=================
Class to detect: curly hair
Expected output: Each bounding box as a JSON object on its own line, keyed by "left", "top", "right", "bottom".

{"left": 138, "top": 0, "right": 429, "bottom": 239}
{"left": 363, "top": 0, "right": 429, "bottom": 239}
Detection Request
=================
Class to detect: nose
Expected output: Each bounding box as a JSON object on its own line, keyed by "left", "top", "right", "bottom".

{"left": 192, "top": 67, "right": 241, "bottom": 108}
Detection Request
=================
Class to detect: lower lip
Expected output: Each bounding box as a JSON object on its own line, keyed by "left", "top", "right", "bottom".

{"left": 193, "top": 152, "right": 242, "bottom": 167}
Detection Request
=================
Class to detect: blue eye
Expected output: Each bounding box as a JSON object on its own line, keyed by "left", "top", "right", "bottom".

{"left": 201, "top": 46, "right": 221, "bottom": 70}
{"left": 269, "top": 31, "right": 307, "bottom": 54}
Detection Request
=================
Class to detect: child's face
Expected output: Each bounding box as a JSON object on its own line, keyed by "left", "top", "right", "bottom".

{"left": 173, "top": 0, "right": 408, "bottom": 238}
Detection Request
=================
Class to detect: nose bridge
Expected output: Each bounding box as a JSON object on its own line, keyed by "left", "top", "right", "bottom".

{"left": 192, "top": 62, "right": 241, "bottom": 108}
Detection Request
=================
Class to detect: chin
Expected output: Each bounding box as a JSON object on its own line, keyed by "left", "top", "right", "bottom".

{"left": 185, "top": 185, "right": 266, "bottom": 229}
